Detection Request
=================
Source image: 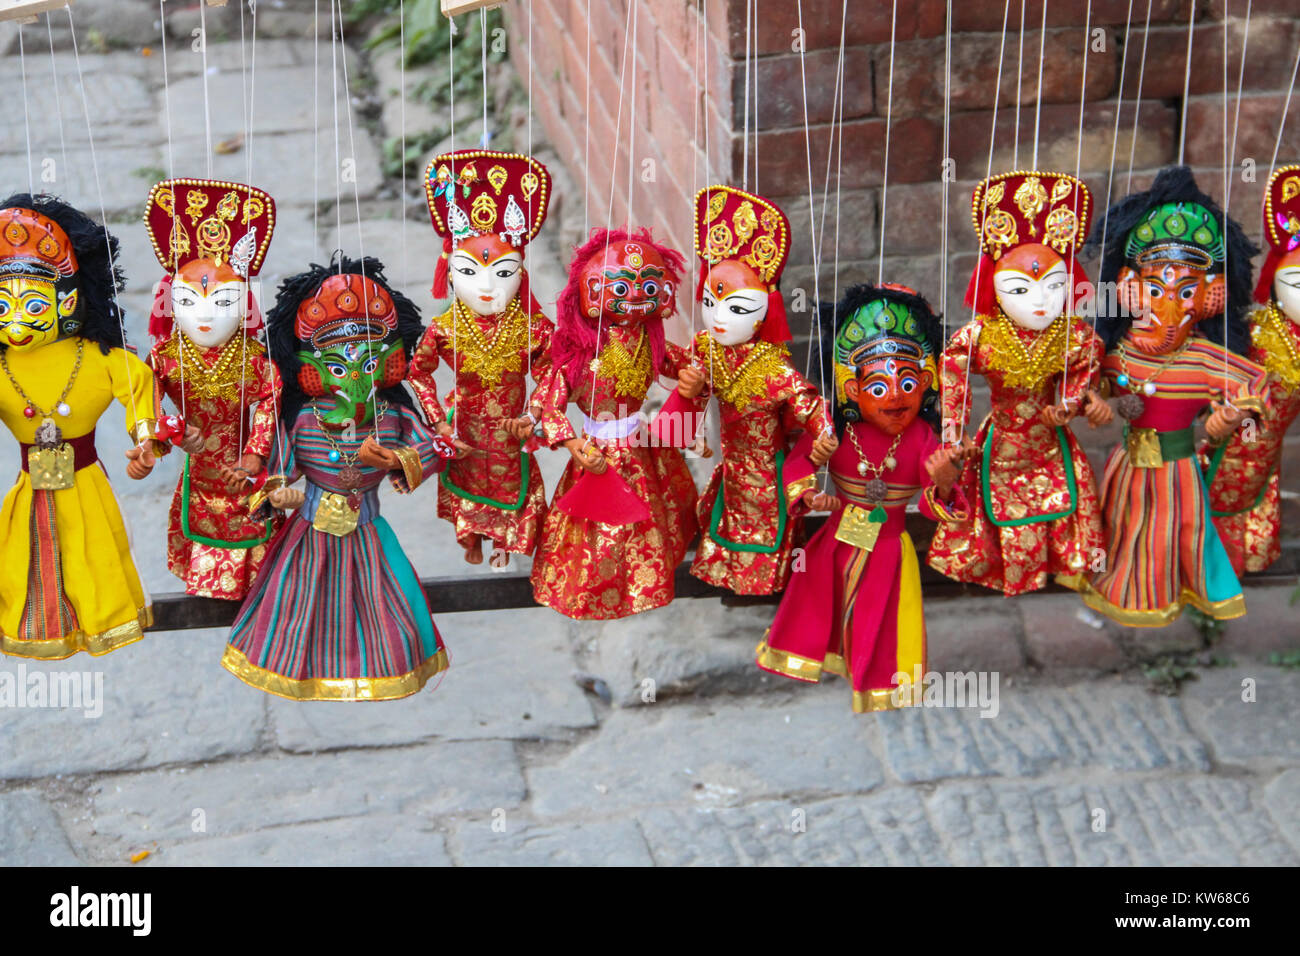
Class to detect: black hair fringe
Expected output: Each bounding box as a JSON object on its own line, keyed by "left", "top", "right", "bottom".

{"left": 1085, "top": 166, "right": 1257, "bottom": 355}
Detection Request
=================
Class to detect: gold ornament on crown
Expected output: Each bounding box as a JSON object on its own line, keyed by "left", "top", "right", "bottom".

{"left": 186, "top": 190, "right": 210, "bottom": 225}
{"left": 744, "top": 234, "right": 781, "bottom": 282}
{"left": 1043, "top": 207, "right": 1080, "bottom": 256}
{"left": 241, "top": 196, "right": 265, "bottom": 225}
{"left": 1282, "top": 175, "right": 1300, "bottom": 204}
{"left": 983, "top": 209, "right": 1019, "bottom": 258}
{"left": 733, "top": 201, "right": 758, "bottom": 245}
{"left": 471, "top": 192, "right": 499, "bottom": 232}
{"left": 1014, "top": 176, "right": 1048, "bottom": 237}
{"left": 707, "top": 220, "right": 736, "bottom": 261}
{"left": 487, "top": 165, "right": 509, "bottom": 195}
{"left": 520, "top": 171, "right": 540, "bottom": 201}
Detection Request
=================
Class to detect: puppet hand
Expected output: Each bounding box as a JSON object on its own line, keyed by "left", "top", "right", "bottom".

{"left": 810, "top": 432, "right": 839, "bottom": 467}
{"left": 268, "top": 487, "right": 305, "bottom": 511}
{"left": 124, "top": 442, "right": 156, "bottom": 480}
{"left": 1082, "top": 389, "right": 1114, "bottom": 428}
{"left": 565, "top": 438, "right": 607, "bottom": 475}
{"left": 178, "top": 425, "right": 205, "bottom": 455}
{"left": 1039, "top": 402, "right": 1072, "bottom": 427}
{"left": 925, "top": 447, "right": 960, "bottom": 498}
{"left": 691, "top": 434, "right": 714, "bottom": 458}
{"left": 677, "top": 365, "right": 706, "bottom": 399}
{"left": 358, "top": 436, "right": 400, "bottom": 470}
{"left": 507, "top": 416, "right": 535, "bottom": 442}
{"left": 802, "top": 490, "right": 842, "bottom": 512}
{"left": 1205, "top": 401, "right": 1247, "bottom": 442}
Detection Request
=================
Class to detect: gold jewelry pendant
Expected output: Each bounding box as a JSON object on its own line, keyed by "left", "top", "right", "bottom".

{"left": 1125, "top": 427, "right": 1163, "bottom": 469}
{"left": 28, "top": 444, "right": 75, "bottom": 491}
{"left": 312, "top": 491, "right": 360, "bottom": 537}
{"left": 835, "top": 503, "right": 886, "bottom": 552}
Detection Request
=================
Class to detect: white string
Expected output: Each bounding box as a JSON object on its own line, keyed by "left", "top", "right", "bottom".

{"left": 331, "top": 0, "right": 342, "bottom": 263}
{"left": 313, "top": 0, "right": 320, "bottom": 242}
{"left": 625, "top": 0, "right": 640, "bottom": 224}
{"left": 583, "top": 0, "right": 592, "bottom": 235}
{"left": 1093, "top": 0, "right": 1133, "bottom": 312}
{"left": 1221, "top": 1, "right": 1233, "bottom": 389}
{"left": 688, "top": 0, "right": 703, "bottom": 344}
{"left": 742, "top": 0, "right": 751, "bottom": 190}
{"left": 876, "top": 0, "right": 897, "bottom": 286}
{"left": 18, "top": 28, "right": 35, "bottom": 195}
{"left": 1031, "top": 0, "right": 1047, "bottom": 170}
{"left": 752, "top": 0, "right": 759, "bottom": 191}
{"left": 526, "top": 0, "right": 534, "bottom": 378}
{"left": 959, "top": 0, "right": 1012, "bottom": 437}
{"left": 1268, "top": 43, "right": 1300, "bottom": 179}
{"left": 1063, "top": 0, "right": 1092, "bottom": 399}
{"left": 1225, "top": 1, "right": 1250, "bottom": 212}
{"left": 939, "top": 0, "right": 952, "bottom": 399}
{"left": 46, "top": 16, "right": 70, "bottom": 184}
{"left": 447, "top": 9, "right": 459, "bottom": 438}
{"left": 1176, "top": 0, "right": 1195, "bottom": 166}
{"left": 65, "top": 4, "right": 138, "bottom": 430}
{"left": 827, "top": 0, "right": 847, "bottom": 406}
{"left": 809, "top": 1, "right": 847, "bottom": 357}
{"left": 200, "top": 0, "right": 213, "bottom": 175}
{"left": 795, "top": 0, "right": 825, "bottom": 396}
{"left": 480, "top": 9, "right": 489, "bottom": 147}
{"left": 1013, "top": 0, "right": 1025, "bottom": 168}
{"left": 1125, "top": 0, "right": 1153, "bottom": 191}
{"left": 399, "top": 0, "right": 408, "bottom": 282}
{"left": 156, "top": 2, "right": 186, "bottom": 420}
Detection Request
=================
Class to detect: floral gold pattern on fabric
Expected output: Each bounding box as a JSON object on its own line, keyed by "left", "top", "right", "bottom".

{"left": 977, "top": 313, "right": 1073, "bottom": 392}
{"left": 1252, "top": 304, "right": 1300, "bottom": 391}
{"left": 439, "top": 299, "right": 531, "bottom": 388}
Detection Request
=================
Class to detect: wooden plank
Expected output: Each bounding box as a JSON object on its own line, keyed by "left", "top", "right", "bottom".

{"left": 141, "top": 538, "right": 1300, "bottom": 631}
{"left": 441, "top": 0, "right": 505, "bottom": 16}
{"left": 0, "top": 0, "right": 69, "bottom": 24}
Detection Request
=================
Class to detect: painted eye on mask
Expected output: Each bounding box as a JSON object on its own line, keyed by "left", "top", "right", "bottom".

{"left": 728, "top": 302, "right": 758, "bottom": 315}
{"left": 900, "top": 376, "right": 919, "bottom": 393}
{"left": 327, "top": 363, "right": 347, "bottom": 378}
{"left": 702, "top": 294, "right": 716, "bottom": 309}
{"left": 25, "top": 299, "right": 49, "bottom": 316}
{"left": 1146, "top": 283, "right": 1163, "bottom": 299}
{"left": 1001, "top": 285, "right": 1029, "bottom": 295}
{"left": 641, "top": 280, "right": 659, "bottom": 298}
{"left": 1179, "top": 285, "right": 1197, "bottom": 301}
{"left": 866, "top": 382, "right": 889, "bottom": 399}
{"left": 494, "top": 266, "right": 518, "bottom": 279}
{"left": 362, "top": 356, "right": 379, "bottom": 374}
{"left": 455, "top": 266, "right": 478, "bottom": 277}
{"left": 608, "top": 281, "right": 630, "bottom": 297}
{"left": 0, "top": 302, "right": 9, "bottom": 317}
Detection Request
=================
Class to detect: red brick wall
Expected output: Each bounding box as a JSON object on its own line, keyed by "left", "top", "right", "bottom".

{"left": 509, "top": 0, "right": 1300, "bottom": 327}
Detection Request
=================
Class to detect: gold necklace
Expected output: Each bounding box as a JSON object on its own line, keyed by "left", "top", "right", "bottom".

{"left": 595, "top": 328, "right": 651, "bottom": 397}
{"left": 696, "top": 331, "right": 789, "bottom": 412}
{"left": 445, "top": 297, "right": 531, "bottom": 387}
{"left": 1116, "top": 338, "right": 1189, "bottom": 397}
{"left": 167, "top": 333, "right": 263, "bottom": 401}
{"left": 846, "top": 425, "right": 904, "bottom": 506}
{"left": 2, "top": 338, "right": 84, "bottom": 444}
{"left": 311, "top": 399, "right": 388, "bottom": 491}
{"left": 1252, "top": 303, "right": 1300, "bottom": 392}
{"left": 979, "top": 312, "right": 1070, "bottom": 391}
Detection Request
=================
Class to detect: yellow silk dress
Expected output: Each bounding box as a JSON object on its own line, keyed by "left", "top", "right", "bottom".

{"left": 0, "top": 336, "right": 159, "bottom": 658}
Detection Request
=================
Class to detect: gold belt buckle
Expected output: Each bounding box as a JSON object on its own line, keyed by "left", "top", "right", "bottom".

{"left": 1126, "top": 427, "right": 1163, "bottom": 468}
{"left": 28, "top": 443, "right": 75, "bottom": 491}
{"left": 312, "top": 491, "right": 360, "bottom": 536}
{"left": 835, "top": 503, "right": 886, "bottom": 552}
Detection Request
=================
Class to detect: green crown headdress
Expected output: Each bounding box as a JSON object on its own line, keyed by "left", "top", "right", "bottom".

{"left": 832, "top": 298, "right": 936, "bottom": 405}
{"left": 1123, "top": 200, "right": 1225, "bottom": 270}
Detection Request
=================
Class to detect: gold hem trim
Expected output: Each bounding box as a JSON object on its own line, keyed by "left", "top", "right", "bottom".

{"left": 221, "top": 644, "right": 449, "bottom": 701}
{"left": 1, "top": 606, "right": 152, "bottom": 660}
{"left": 754, "top": 639, "right": 823, "bottom": 683}
{"left": 1079, "top": 581, "right": 1246, "bottom": 627}
{"left": 393, "top": 445, "right": 424, "bottom": 491}
{"left": 852, "top": 687, "right": 919, "bottom": 714}
{"left": 784, "top": 474, "right": 818, "bottom": 502}
{"left": 1053, "top": 572, "right": 1087, "bottom": 592}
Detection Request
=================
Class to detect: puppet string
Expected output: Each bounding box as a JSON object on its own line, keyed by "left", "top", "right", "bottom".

{"left": 47, "top": 14, "right": 70, "bottom": 180}
{"left": 1125, "top": 0, "right": 1153, "bottom": 192}
{"left": 940, "top": 0, "right": 952, "bottom": 410}
{"left": 583, "top": 0, "right": 591, "bottom": 235}
{"left": 795, "top": 0, "right": 825, "bottom": 395}
{"left": 18, "top": 28, "right": 34, "bottom": 196}
{"left": 1092, "top": 0, "right": 1134, "bottom": 339}
{"left": 1062, "top": 0, "right": 1092, "bottom": 405}
{"left": 1176, "top": 0, "right": 1195, "bottom": 166}
{"left": 1013, "top": 0, "right": 1025, "bottom": 167}
{"left": 1030, "top": 0, "right": 1047, "bottom": 171}
{"left": 876, "top": 0, "right": 897, "bottom": 286}
{"left": 808, "top": 0, "right": 847, "bottom": 384}
{"left": 1268, "top": 40, "right": 1300, "bottom": 178}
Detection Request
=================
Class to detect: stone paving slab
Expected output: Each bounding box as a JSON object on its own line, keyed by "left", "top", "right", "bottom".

{"left": 526, "top": 689, "right": 885, "bottom": 818}
{"left": 0, "top": 628, "right": 267, "bottom": 780}
{"left": 268, "top": 609, "right": 596, "bottom": 751}
{"left": 1262, "top": 770, "right": 1300, "bottom": 855}
{"left": 147, "top": 814, "right": 450, "bottom": 866}
{"left": 878, "top": 681, "right": 1211, "bottom": 784}
{"left": 450, "top": 818, "right": 654, "bottom": 866}
{"left": 88, "top": 741, "right": 525, "bottom": 843}
{"left": 0, "top": 790, "right": 81, "bottom": 865}
{"left": 1180, "top": 666, "right": 1300, "bottom": 766}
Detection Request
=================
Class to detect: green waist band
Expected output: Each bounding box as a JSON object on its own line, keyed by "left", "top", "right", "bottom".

{"left": 1125, "top": 425, "right": 1195, "bottom": 461}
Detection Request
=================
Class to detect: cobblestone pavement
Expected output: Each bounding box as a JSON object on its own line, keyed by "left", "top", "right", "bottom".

{"left": 0, "top": 9, "right": 1297, "bottom": 866}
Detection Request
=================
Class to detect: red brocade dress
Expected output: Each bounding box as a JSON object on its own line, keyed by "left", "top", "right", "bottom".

{"left": 666, "top": 332, "right": 830, "bottom": 595}
{"left": 407, "top": 299, "right": 554, "bottom": 555}
{"left": 927, "top": 314, "right": 1105, "bottom": 594}
{"left": 756, "top": 420, "right": 966, "bottom": 713}
{"left": 1200, "top": 305, "right": 1300, "bottom": 574}
{"left": 223, "top": 400, "right": 449, "bottom": 700}
{"left": 149, "top": 334, "right": 283, "bottom": 600}
{"left": 1081, "top": 336, "right": 1268, "bottom": 625}
{"left": 529, "top": 325, "right": 699, "bottom": 619}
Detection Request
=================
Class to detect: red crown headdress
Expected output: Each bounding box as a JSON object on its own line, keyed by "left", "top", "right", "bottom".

{"left": 965, "top": 170, "right": 1092, "bottom": 314}
{"left": 693, "top": 184, "right": 792, "bottom": 343}
{"left": 0, "top": 207, "right": 78, "bottom": 281}
{"left": 425, "top": 149, "right": 552, "bottom": 304}
{"left": 1254, "top": 165, "right": 1300, "bottom": 304}
{"left": 143, "top": 179, "right": 276, "bottom": 340}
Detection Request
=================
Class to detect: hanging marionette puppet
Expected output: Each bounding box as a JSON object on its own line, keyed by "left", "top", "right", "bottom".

{"left": 409, "top": 150, "right": 553, "bottom": 567}
{"left": 756, "top": 284, "right": 967, "bottom": 713}
{"left": 1082, "top": 166, "right": 1268, "bottom": 627}
{"left": 143, "top": 178, "right": 284, "bottom": 600}
{"left": 0, "top": 194, "right": 166, "bottom": 659}
{"left": 653, "top": 185, "right": 835, "bottom": 594}
{"left": 222, "top": 255, "right": 458, "bottom": 700}
{"left": 529, "top": 228, "right": 699, "bottom": 619}
{"left": 927, "top": 172, "right": 1111, "bottom": 595}
{"left": 1200, "top": 164, "right": 1300, "bottom": 574}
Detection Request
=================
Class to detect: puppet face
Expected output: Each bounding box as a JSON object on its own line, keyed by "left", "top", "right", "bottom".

{"left": 1117, "top": 261, "right": 1225, "bottom": 355}
{"left": 450, "top": 235, "right": 523, "bottom": 317}
{"left": 993, "top": 244, "right": 1068, "bottom": 331}
{"left": 0, "top": 275, "right": 78, "bottom": 351}
{"left": 1274, "top": 249, "right": 1300, "bottom": 325}
{"left": 843, "top": 352, "right": 931, "bottom": 437}
{"left": 172, "top": 259, "right": 246, "bottom": 349}
{"left": 700, "top": 260, "right": 768, "bottom": 346}
{"left": 297, "top": 338, "right": 405, "bottom": 428}
{"left": 579, "top": 240, "right": 675, "bottom": 327}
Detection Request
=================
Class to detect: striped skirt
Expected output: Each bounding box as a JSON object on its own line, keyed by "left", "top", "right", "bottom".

{"left": 223, "top": 513, "right": 448, "bottom": 700}
{"left": 1082, "top": 445, "right": 1245, "bottom": 627}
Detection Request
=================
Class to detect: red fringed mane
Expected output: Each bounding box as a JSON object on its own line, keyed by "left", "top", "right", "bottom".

{"left": 552, "top": 227, "right": 684, "bottom": 389}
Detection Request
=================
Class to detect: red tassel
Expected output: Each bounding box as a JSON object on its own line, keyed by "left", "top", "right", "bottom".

{"left": 519, "top": 268, "right": 546, "bottom": 317}
{"left": 431, "top": 237, "right": 453, "bottom": 299}
{"left": 760, "top": 286, "right": 792, "bottom": 343}
{"left": 693, "top": 261, "right": 709, "bottom": 303}
{"left": 148, "top": 274, "right": 174, "bottom": 341}
{"left": 964, "top": 253, "right": 997, "bottom": 314}
{"left": 555, "top": 466, "right": 651, "bottom": 526}
{"left": 1255, "top": 248, "right": 1284, "bottom": 304}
